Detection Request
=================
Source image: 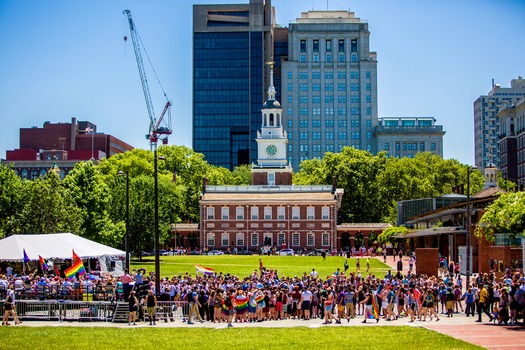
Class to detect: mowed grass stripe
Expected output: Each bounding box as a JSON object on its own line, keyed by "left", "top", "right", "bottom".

{"left": 131, "top": 255, "right": 393, "bottom": 279}
{"left": 1, "top": 327, "right": 482, "bottom": 350}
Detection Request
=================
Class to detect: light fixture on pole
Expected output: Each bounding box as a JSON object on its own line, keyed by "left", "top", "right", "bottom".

{"left": 466, "top": 165, "right": 477, "bottom": 288}
{"left": 118, "top": 171, "right": 130, "bottom": 271}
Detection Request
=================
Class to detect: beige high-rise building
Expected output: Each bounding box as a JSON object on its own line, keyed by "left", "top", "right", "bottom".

{"left": 281, "top": 10, "right": 378, "bottom": 171}
{"left": 474, "top": 77, "right": 525, "bottom": 170}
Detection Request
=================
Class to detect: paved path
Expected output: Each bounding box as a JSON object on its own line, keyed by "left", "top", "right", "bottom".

{"left": 381, "top": 255, "right": 525, "bottom": 350}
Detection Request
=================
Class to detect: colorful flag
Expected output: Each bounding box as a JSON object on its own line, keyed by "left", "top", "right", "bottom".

{"left": 23, "top": 249, "right": 30, "bottom": 264}
{"left": 195, "top": 264, "right": 214, "bottom": 275}
{"left": 64, "top": 250, "right": 86, "bottom": 279}
{"left": 38, "top": 255, "right": 48, "bottom": 270}
{"left": 367, "top": 293, "right": 380, "bottom": 320}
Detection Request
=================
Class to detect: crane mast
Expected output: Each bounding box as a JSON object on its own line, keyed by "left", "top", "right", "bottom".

{"left": 123, "top": 9, "right": 171, "bottom": 150}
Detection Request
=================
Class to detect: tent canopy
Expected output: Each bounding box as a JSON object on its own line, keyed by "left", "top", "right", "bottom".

{"left": 0, "top": 233, "right": 125, "bottom": 261}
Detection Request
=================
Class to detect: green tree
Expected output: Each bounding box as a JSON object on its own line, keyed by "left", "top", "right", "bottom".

{"left": 475, "top": 191, "right": 525, "bottom": 243}
{"left": 63, "top": 161, "right": 122, "bottom": 246}
{"left": 15, "top": 171, "right": 81, "bottom": 234}
{"left": 231, "top": 164, "right": 252, "bottom": 185}
{"left": 378, "top": 226, "right": 408, "bottom": 244}
{"left": 0, "top": 164, "right": 23, "bottom": 237}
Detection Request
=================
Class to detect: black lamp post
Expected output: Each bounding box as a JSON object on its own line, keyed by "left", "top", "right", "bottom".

{"left": 466, "top": 166, "right": 477, "bottom": 288}
{"left": 153, "top": 153, "right": 165, "bottom": 296}
{"left": 118, "top": 171, "right": 130, "bottom": 271}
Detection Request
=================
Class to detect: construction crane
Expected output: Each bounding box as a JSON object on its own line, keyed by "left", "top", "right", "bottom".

{"left": 123, "top": 9, "right": 172, "bottom": 150}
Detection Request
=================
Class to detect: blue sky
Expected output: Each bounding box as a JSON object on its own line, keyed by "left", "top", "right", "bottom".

{"left": 1, "top": 0, "right": 524, "bottom": 166}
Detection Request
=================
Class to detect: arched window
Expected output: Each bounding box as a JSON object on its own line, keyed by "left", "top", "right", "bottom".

{"left": 269, "top": 113, "right": 274, "bottom": 126}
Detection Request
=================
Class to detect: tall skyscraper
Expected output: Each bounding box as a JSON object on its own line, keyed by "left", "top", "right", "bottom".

{"left": 193, "top": 0, "right": 275, "bottom": 170}
{"left": 474, "top": 77, "right": 525, "bottom": 170}
{"left": 281, "top": 11, "right": 378, "bottom": 170}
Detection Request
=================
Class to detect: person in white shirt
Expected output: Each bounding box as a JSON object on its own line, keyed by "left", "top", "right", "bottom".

{"left": 310, "top": 269, "right": 318, "bottom": 279}
{"left": 301, "top": 288, "right": 313, "bottom": 320}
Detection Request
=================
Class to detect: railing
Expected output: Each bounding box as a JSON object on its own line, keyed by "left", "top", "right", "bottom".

{"left": 0, "top": 300, "right": 190, "bottom": 322}
{"left": 206, "top": 185, "right": 333, "bottom": 193}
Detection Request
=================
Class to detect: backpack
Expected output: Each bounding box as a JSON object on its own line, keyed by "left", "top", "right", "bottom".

{"left": 187, "top": 292, "right": 193, "bottom": 303}
{"left": 224, "top": 296, "right": 232, "bottom": 307}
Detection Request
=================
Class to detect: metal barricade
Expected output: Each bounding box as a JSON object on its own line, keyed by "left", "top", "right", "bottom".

{"left": 141, "top": 301, "right": 189, "bottom": 322}
{"left": 4, "top": 300, "right": 114, "bottom": 322}
{"left": 1, "top": 300, "right": 186, "bottom": 323}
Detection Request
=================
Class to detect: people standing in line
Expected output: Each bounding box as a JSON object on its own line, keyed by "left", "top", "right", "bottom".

{"left": 187, "top": 288, "right": 204, "bottom": 324}
{"left": 301, "top": 287, "right": 313, "bottom": 321}
{"left": 476, "top": 284, "right": 493, "bottom": 323}
{"left": 127, "top": 290, "right": 139, "bottom": 325}
{"left": 2, "top": 288, "right": 21, "bottom": 326}
{"left": 360, "top": 287, "right": 379, "bottom": 324}
{"left": 225, "top": 289, "right": 236, "bottom": 327}
{"left": 344, "top": 286, "right": 355, "bottom": 321}
{"left": 121, "top": 269, "right": 133, "bottom": 302}
{"left": 146, "top": 289, "right": 157, "bottom": 325}
{"left": 462, "top": 287, "right": 475, "bottom": 317}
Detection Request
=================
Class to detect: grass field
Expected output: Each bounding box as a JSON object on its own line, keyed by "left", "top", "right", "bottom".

{"left": 130, "top": 255, "right": 392, "bottom": 279}
{"left": 0, "top": 327, "right": 482, "bottom": 350}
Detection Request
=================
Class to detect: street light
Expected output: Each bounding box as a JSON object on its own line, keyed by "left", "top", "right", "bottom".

{"left": 154, "top": 152, "right": 165, "bottom": 296}
{"left": 466, "top": 165, "right": 477, "bottom": 289}
{"left": 118, "top": 171, "right": 130, "bottom": 271}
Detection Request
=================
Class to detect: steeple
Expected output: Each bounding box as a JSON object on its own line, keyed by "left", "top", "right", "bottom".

{"left": 267, "top": 60, "right": 276, "bottom": 102}
{"left": 252, "top": 59, "right": 293, "bottom": 186}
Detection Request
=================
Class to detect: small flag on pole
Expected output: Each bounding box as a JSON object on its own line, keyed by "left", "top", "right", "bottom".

{"left": 23, "top": 249, "right": 30, "bottom": 264}
{"left": 64, "top": 250, "right": 86, "bottom": 280}
{"left": 39, "top": 255, "right": 48, "bottom": 271}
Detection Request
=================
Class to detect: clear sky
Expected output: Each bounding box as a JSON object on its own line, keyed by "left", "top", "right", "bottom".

{"left": 1, "top": 0, "right": 524, "bottom": 166}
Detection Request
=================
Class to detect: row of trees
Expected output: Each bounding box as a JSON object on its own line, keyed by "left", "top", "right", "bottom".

{"left": 0, "top": 146, "right": 251, "bottom": 255}
{"left": 2, "top": 145, "right": 521, "bottom": 252}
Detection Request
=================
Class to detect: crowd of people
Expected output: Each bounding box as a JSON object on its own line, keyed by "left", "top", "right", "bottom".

{"left": 2, "top": 258, "right": 525, "bottom": 328}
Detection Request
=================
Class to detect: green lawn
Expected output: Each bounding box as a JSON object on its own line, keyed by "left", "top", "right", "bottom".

{"left": 1, "top": 327, "right": 482, "bottom": 350}
{"left": 130, "top": 255, "right": 393, "bottom": 280}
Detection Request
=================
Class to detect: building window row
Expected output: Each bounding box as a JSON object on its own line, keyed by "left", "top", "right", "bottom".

{"left": 206, "top": 206, "right": 330, "bottom": 220}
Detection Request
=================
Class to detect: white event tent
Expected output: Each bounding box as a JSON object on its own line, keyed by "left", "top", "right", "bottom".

{"left": 0, "top": 233, "right": 125, "bottom": 261}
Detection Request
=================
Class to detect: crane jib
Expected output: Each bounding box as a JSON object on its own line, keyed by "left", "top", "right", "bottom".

{"left": 123, "top": 9, "right": 172, "bottom": 148}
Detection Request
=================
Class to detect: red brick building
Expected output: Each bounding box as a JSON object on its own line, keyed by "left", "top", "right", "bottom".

{"left": 2, "top": 117, "right": 133, "bottom": 179}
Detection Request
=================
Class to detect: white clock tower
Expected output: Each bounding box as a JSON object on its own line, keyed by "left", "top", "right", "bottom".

{"left": 252, "top": 62, "right": 293, "bottom": 186}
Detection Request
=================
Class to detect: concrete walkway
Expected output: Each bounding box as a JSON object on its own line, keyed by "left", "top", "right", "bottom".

{"left": 381, "top": 255, "right": 525, "bottom": 350}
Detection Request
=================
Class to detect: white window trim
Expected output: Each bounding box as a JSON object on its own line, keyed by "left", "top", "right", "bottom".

{"left": 222, "top": 207, "right": 229, "bottom": 220}
{"left": 251, "top": 232, "right": 259, "bottom": 247}
{"left": 292, "top": 232, "right": 300, "bottom": 247}
{"left": 307, "top": 232, "right": 315, "bottom": 247}
{"left": 236, "top": 207, "right": 244, "bottom": 220}
{"left": 222, "top": 233, "right": 229, "bottom": 246}
{"left": 207, "top": 207, "right": 214, "bottom": 220}
{"left": 307, "top": 207, "right": 315, "bottom": 220}
{"left": 322, "top": 232, "right": 330, "bottom": 246}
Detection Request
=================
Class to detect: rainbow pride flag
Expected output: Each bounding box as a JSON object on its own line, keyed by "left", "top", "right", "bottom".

{"left": 235, "top": 295, "right": 248, "bottom": 313}
{"left": 38, "top": 255, "right": 48, "bottom": 271}
{"left": 64, "top": 250, "right": 86, "bottom": 280}
{"left": 255, "top": 293, "right": 265, "bottom": 304}
{"left": 367, "top": 293, "right": 380, "bottom": 320}
{"left": 195, "top": 264, "right": 214, "bottom": 275}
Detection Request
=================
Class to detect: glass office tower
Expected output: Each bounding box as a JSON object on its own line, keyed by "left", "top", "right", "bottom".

{"left": 193, "top": 0, "right": 274, "bottom": 170}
